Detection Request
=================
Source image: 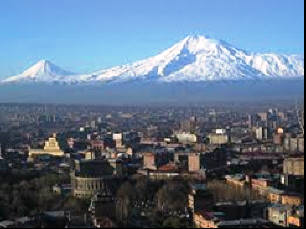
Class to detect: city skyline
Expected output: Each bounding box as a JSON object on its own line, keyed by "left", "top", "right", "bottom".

{"left": 0, "top": 101, "right": 304, "bottom": 227}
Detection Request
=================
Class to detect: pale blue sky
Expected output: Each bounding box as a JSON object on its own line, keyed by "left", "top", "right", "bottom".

{"left": 0, "top": 0, "right": 304, "bottom": 79}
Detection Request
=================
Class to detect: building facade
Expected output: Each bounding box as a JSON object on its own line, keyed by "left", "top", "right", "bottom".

{"left": 283, "top": 157, "right": 304, "bottom": 176}
{"left": 71, "top": 159, "right": 124, "bottom": 198}
{"left": 28, "top": 133, "right": 64, "bottom": 158}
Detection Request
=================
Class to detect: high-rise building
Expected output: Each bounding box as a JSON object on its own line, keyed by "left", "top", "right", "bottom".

{"left": 255, "top": 127, "right": 263, "bottom": 140}
{"left": 247, "top": 114, "right": 252, "bottom": 128}
{"left": 188, "top": 153, "right": 200, "bottom": 172}
{"left": 113, "top": 133, "right": 123, "bottom": 148}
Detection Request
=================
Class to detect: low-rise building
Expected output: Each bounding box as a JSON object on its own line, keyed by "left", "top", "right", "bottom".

{"left": 28, "top": 134, "right": 64, "bottom": 159}
{"left": 251, "top": 178, "right": 271, "bottom": 196}
{"left": 267, "top": 188, "right": 285, "bottom": 204}
{"left": 288, "top": 215, "right": 304, "bottom": 228}
{"left": 282, "top": 194, "right": 304, "bottom": 207}
{"left": 194, "top": 211, "right": 272, "bottom": 228}
{"left": 142, "top": 151, "right": 169, "bottom": 170}
{"left": 225, "top": 174, "right": 246, "bottom": 187}
{"left": 194, "top": 211, "right": 223, "bottom": 228}
{"left": 208, "top": 133, "right": 229, "bottom": 145}
{"left": 283, "top": 157, "right": 304, "bottom": 176}
{"left": 267, "top": 204, "right": 292, "bottom": 227}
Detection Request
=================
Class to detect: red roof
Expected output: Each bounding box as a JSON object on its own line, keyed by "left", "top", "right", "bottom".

{"left": 158, "top": 163, "right": 178, "bottom": 172}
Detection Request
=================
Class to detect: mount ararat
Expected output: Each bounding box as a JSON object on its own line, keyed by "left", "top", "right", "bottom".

{"left": 2, "top": 35, "right": 304, "bottom": 84}
{"left": 0, "top": 35, "right": 304, "bottom": 104}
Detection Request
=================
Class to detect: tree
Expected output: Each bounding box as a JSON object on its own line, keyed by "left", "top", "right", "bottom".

{"left": 116, "top": 181, "right": 137, "bottom": 225}
{"left": 0, "top": 172, "right": 69, "bottom": 218}
{"left": 156, "top": 181, "right": 189, "bottom": 214}
{"left": 206, "top": 180, "right": 262, "bottom": 202}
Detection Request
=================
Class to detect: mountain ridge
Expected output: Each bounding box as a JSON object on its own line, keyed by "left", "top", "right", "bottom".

{"left": 2, "top": 35, "right": 304, "bottom": 84}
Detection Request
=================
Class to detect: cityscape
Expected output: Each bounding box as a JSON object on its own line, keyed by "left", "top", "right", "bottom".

{"left": 0, "top": 0, "right": 304, "bottom": 228}
{"left": 0, "top": 101, "right": 304, "bottom": 227}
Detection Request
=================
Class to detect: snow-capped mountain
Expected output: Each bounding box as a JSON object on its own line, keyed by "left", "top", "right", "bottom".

{"left": 89, "top": 35, "right": 304, "bottom": 82}
{"left": 2, "top": 60, "right": 75, "bottom": 83}
{"left": 2, "top": 35, "right": 304, "bottom": 84}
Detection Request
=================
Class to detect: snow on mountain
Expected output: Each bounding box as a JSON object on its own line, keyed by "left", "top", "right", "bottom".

{"left": 249, "top": 54, "right": 304, "bottom": 77}
{"left": 2, "top": 60, "right": 75, "bottom": 83}
{"left": 1, "top": 35, "right": 304, "bottom": 84}
{"left": 89, "top": 35, "right": 304, "bottom": 82}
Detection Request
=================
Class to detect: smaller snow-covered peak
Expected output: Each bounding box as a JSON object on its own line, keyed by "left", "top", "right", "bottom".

{"left": 21, "top": 59, "right": 74, "bottom": 77}
{"left": 2, "top": 60, "right": 75, "bottom": 83}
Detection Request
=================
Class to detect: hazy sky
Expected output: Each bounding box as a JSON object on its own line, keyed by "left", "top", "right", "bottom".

{"left": 0, "top": 0, "right": 304, "bottom": 79}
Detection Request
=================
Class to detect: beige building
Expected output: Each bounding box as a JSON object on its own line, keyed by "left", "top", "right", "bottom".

{"left": 176, "top": 133, "right": 197, "bottom": 144}
{"left": 208, "top": 133, "right": 228, "bottom": 145}
{"left": 267, "top": 205, "right": 292, "bottom": 227}
{"left": 188, "top": 153, "right": 200, "bottom": 172}
{"left": 28, "top": 134, "right": 64, "bottom": 158}
{"left": 283, "top": 157, "right": 304, "bottom": 176}
{"left": 255, "top": 127, "right": 263, "bottom": 140}
{"left": 282, "top": 194, "right": 304, "bottom": 206}
{"left": 257, "top": 112, "right": 268, "bottom": 122}
{"left": 194, "top": 211, "right": 219, "bottom": 228}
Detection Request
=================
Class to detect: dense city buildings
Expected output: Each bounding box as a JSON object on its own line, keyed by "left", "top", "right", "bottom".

{"left": 0, "top": 101, "right": 304, "bottom": 228}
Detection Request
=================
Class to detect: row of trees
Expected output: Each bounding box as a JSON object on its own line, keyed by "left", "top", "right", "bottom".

{"left": 114, "top": 177, "right": 264, "bottom": 227}
{"left": 0, "top": 172, "right": 69, "bottom": 219}
{"left": 115, "top": 177, "right": 191, "bottom": 227}
{"left": 206, "top": 180, "right": 263, "bottom": 202}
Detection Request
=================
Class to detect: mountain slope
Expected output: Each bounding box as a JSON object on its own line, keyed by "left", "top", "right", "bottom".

{"left": 1, "top": 35, "right": 304, "bottom": 84}
{"left": 87, "top": 35, "right": 304, "bottom": 83}
{"left": 2, "top": 60, "right": 75, "bottom": 83}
